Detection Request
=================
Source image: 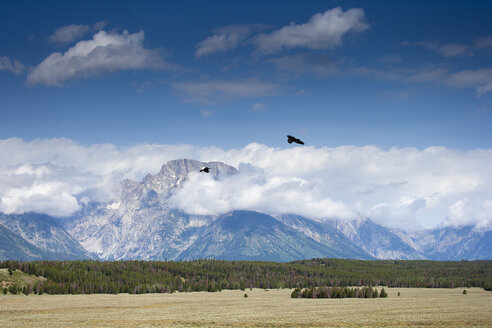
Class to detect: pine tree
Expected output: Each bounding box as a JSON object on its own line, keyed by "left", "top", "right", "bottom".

{"left": 291, "top": 288, "right": 301, "bottom": 298}
{"left": 379, "top": 288, "right": 388, "bottom": 298}
{"left": 9, "top": 285, "right": 18, "bottom": 294}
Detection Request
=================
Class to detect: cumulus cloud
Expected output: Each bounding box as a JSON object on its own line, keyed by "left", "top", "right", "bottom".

{"left": 48, "top": 21, "right": 107, "bottom": 44}
{"left": 196, "top": 24, "right": 267, "bottom": 57}
{"left": 254, "top": 7, "right": 369, "bottom": 54}
{"left": 169, "top": 165, "right": 356, "bottom": 220}
{"left": 0, "top": 56, "right": 25, "bottom": 74}
{"left": 0, "top": 138, "right": 201, "bottom": 216}
{"left": 1, "top": 138, "right": 491, "bottom": 231}
{"left": 172, "top": 79, "right": 279, "bottom": 103}
{"left": 28, "top": 30, "right": 168, "bottom": 86}
{"left": 446, "top": 198, "right": 492, "bottom": 229}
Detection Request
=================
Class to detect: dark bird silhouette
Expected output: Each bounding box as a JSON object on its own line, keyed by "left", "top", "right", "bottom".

{"left": 200, "top": 167, "right": 210, "bottom": 173}
{"left": 287, "top": 135, "right": 304, "bottom": 145}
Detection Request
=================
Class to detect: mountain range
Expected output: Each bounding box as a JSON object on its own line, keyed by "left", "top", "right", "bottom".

{"left": 1, "top": 159, "right": 490, "bottom": 262}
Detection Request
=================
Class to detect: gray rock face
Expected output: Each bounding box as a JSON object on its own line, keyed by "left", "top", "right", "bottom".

{"left": 64, "top": 159, "right": 237, "bottom": 260}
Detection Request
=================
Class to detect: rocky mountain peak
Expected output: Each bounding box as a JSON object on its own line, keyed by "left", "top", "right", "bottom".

{"left": 141, "top": 159, "right": 237, "bottom": 194}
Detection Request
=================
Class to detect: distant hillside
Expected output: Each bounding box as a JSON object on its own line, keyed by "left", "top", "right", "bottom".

{"left": 178, "top": 211, "right": 372, "bottom": 261}
{"left": 0, "top": 213, "right": 92, "bottom": 261}
{"left": 0, "top": 268, "right": 46, "bottom": 293}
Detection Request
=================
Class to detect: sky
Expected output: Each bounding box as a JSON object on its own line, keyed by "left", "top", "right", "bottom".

{"left": 1, "top": 1, "right": 492, "bottom": 230}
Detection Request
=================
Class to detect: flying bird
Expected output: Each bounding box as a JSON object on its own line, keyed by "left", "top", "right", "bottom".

{"left": 200, "top": 167, "right": 210, "bottom": 173}
{"left": 287, "top": 135, "right": 304, "bottom": 145}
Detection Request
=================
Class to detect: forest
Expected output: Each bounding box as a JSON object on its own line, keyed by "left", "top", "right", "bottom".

{"left": 1, "top": 258, "right": 491, "bottom": 295}
{"left": 291, "top": 286, "right": 388, "bottom": 298}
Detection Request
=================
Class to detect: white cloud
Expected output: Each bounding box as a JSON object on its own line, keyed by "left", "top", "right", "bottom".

{"left": 446, "top": 198, "right": 492, "bottom": 230}
{"left": 254, "top": 7, "right": 369, "bottom": 54}
{"left": 0, "top": 56, "right": 25, "bottom": 74}
{"left": 172, "top": 79, "right": 279, "bottom": 103}
{"left": 48, "top": 21, "right": 107, "bottom": 44}
{"left": 169, "top": 166, "right": 356, "bottom": 220}
{"left": 28, "top": 30, "right": 168, "bottom": 86}
{"left": 0, "top": 138, "right": 491, "bottom": 231}
{"left": 196, "top": 24, "right": 267, "bottom": 57}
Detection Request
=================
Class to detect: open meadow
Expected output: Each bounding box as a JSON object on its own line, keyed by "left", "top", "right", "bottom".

{"left": 1, "top": 288, "right": 491, "bottom": 327}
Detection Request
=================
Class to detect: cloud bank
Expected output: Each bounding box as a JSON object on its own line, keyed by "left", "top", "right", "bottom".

{"left": 28, "top": 30, "right": 167, "bottom": 86}
{"left": 1, "top": 138, "right": 491, "bottom": 231}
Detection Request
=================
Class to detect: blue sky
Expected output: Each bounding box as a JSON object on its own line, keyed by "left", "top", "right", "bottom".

{"left": 1, "top": 1, "right": 492, "bottom": 229}
{"left": 1, "top": 0, "right": 492, "bottom": 149}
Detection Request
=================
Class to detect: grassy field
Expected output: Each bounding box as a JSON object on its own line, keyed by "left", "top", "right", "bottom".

{"left": 0, "top": 288, "right": 491, "bottom": 327}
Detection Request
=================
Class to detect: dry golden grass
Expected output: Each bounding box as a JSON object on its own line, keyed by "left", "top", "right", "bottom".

{"left": 1, "top": 288, "right": 491, "bottom": 327}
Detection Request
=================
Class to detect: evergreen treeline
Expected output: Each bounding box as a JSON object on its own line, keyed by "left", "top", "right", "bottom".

{"left": 291, "top": 286, "right": 388, "bottom": 298}
{"left": 1, "top": 259, "right": 491, "bottom": 295}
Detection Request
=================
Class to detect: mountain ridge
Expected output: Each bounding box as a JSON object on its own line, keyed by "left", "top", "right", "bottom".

{"left": 1, "top": 159, "right": 490, "bottom": 261}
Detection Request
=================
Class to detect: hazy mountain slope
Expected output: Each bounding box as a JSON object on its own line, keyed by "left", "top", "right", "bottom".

{"left": 0, "top": 213, "right": 91, "bottom": 260}
{"left": 325, "top": 218, "right": 423, "bottom": 259}
{"left": 410, "top": 226, "right": 492, "bottom": 260}
{"left": 277, "top": 214, "right": 373, "bottom": 259}
{"left": 0, "top": 224, "right": 49, "bottom": 261}
{"left": 178, "top": 210, "right": 344, "bottom": 262}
